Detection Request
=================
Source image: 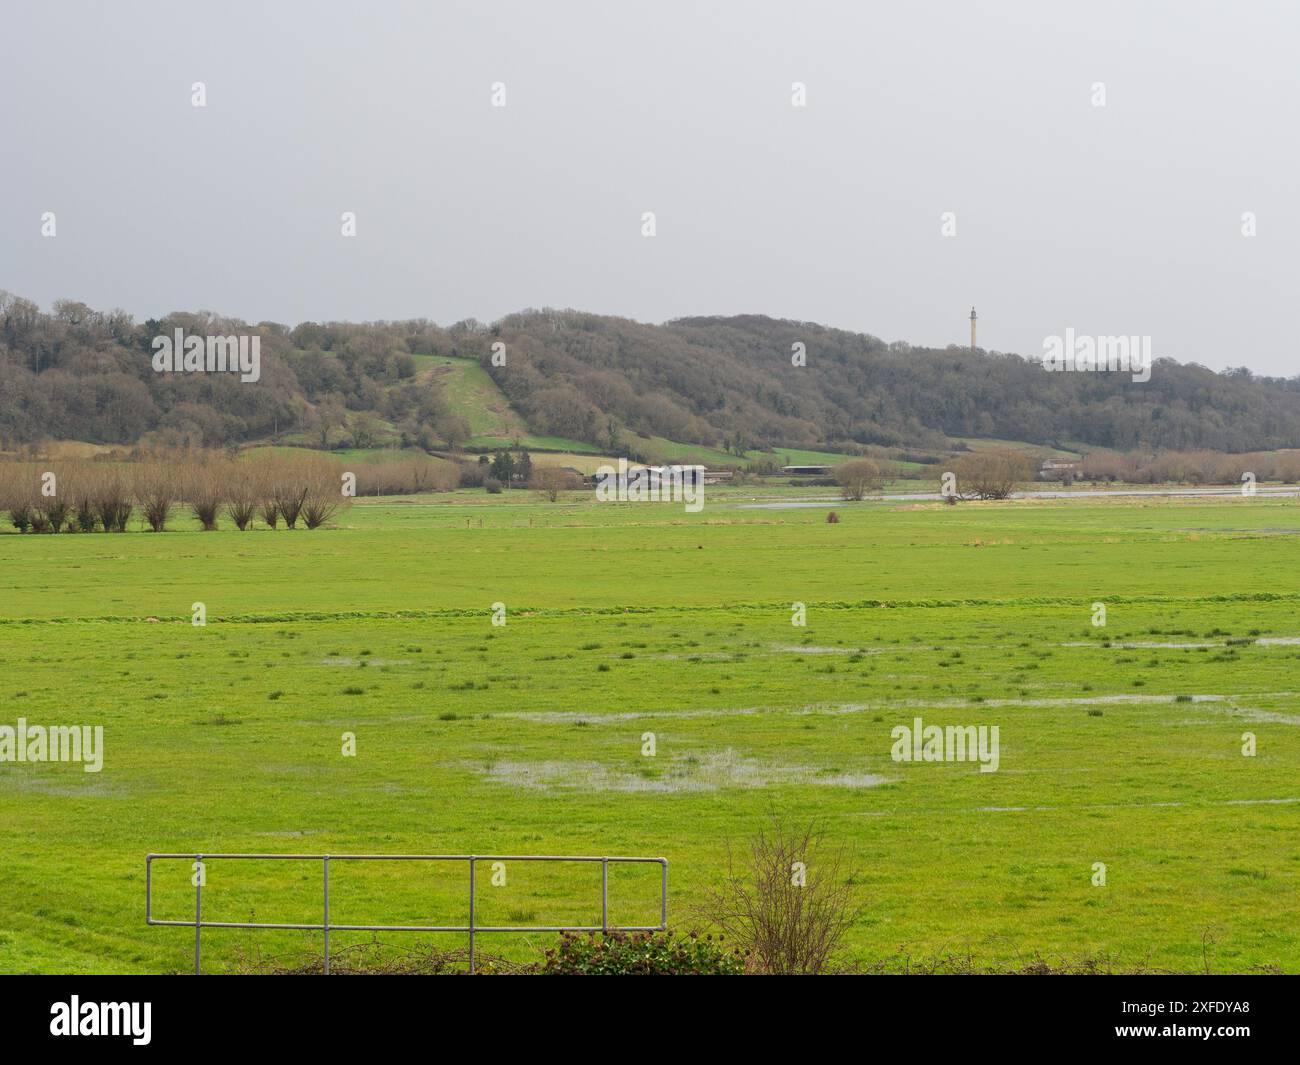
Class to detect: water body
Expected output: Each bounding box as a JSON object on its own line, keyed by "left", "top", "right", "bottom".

{"left": 735, "top": 486, "right": 1300, "bottom": 509}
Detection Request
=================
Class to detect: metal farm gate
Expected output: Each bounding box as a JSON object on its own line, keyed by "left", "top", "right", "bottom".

{"left": 145, "top": 852, "right": 669, "bottom": 974}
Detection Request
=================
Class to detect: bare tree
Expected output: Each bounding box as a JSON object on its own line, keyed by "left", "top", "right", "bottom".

{"left": 313, "top": 398, "right": 346, "bottom": 450}
{"left": 951, "top": 447, "right": 1035, "bottom": 500}
{"left": 531, "top": 465, "right": 580, "bottom": 502}
{"left": 836, "top": 458, "right": 885, "bottom": 501}
{"left": 435, "top": 414, "right": 471, "bottom": 451}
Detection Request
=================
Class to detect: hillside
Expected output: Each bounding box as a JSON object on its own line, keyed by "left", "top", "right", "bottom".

{"left": 488, "top": 310, "right": 1300, "bottom": 455}
{"left": 3, "top": 292, "right": 1298, "bottom": 456}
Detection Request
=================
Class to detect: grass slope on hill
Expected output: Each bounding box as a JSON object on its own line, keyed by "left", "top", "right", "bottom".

{"left": 422, "top": 355, "right": 601, "bottom": 453}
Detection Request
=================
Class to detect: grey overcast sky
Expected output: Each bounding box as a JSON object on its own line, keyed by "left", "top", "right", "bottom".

{"left": 2, "top": 0, "right": 1296, "bottom": 373}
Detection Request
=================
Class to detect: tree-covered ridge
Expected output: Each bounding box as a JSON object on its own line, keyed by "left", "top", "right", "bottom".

{"left": 2, "top": 293, "right": 1296, "bottom": 454}
{"left": 488, "top": 309, "right": 1300, "bottom": 454}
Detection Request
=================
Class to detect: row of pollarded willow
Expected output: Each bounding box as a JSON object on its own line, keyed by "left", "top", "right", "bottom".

{"left": 0, "top": 451, "right": 350, "bottom": 533}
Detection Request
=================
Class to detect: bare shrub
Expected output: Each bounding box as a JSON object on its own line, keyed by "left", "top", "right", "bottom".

{"left": 698, "top": 815, "right": 863, "bottom": 974}
{"left": 352, "top": 457, "right": 458, "bottom": 496}
{"left": 1079, "top": 449, "right": 1125, "bottom": 483}
{"left": 1075, "top": 447, "right": 1276, "bottom": 487}
{"left": 1273, "top": 451, "right": 1300, "bottom": 485}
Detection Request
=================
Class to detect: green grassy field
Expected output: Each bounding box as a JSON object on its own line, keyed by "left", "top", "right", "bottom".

{"left": 1, "top": 492, "right": 1298, "bottom": 974}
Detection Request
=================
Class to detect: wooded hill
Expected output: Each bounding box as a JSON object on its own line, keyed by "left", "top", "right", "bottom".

{"left": 2, "top": 292, "right": 1296, "bottom": 455}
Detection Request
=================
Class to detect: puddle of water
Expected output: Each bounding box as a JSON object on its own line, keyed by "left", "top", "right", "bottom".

{"left": 861, "top": 796, "right": 1300, "bottom": 818}
{"left": 772, "top": 645, "right": 869, "bottom": 655}
{"left": 0, "top": 776, "right": 125, "bottom": 798}
{"left": 502, "top": 690, "right": 1300, "bottom": 726}
{"left": 738, "top": 488, "right": 1300, "bottom": 509}
{"left": 477, "top": 749, "right": 891, "bottom": 793}
{"left": 641, "top": 651, "right": 733, "bottom": 661}
{"left": 256, "top": 829, "right": 324, "bottom": 837}
{"left": 1062, "top": 635, "right": 1300, "bottom": 650}
{"left": 320, "top": 658, "right": 410, "bottom": 667}
{"left": 501, "top": 707, "right": 761, "bottom": 725}
{"left": 1200, "top": 705, "right": 1300, "bottom": 726}
{"left": 1061, "top": 640, "right": 1217, "bottom": 649}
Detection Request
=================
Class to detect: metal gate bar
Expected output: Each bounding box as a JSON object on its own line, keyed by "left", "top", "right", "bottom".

{"left": 146, "top": 853, "right": 669, "bottom": 974}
